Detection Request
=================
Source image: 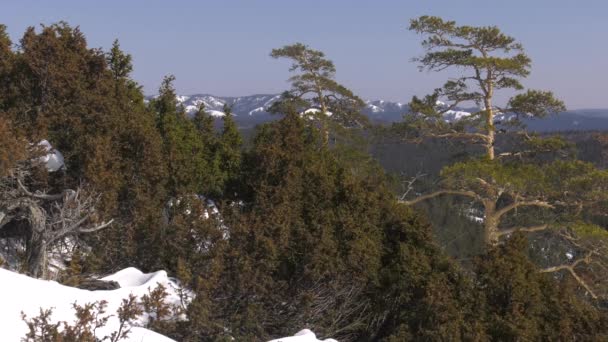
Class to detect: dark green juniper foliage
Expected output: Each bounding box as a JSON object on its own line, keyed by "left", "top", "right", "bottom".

{"left": 475, "top": 233, "right": 608, "bottom": 340}
{"left": 152, "top": 75, "right": 209, "bottom": 197}
{"left": 190, "top": 112, "right": 475, "bottom": 341}
{"left": 217, "top": 104, "right": 243, "bottom": 198}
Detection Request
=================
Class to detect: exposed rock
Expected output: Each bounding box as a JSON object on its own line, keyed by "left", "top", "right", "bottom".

{"left": 75, "top": 278, "right": 121, "bottom": 291}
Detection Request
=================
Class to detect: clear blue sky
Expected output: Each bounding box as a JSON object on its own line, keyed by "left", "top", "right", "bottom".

{"left": 2, "top": 0, "right": 607, "bottom": 108}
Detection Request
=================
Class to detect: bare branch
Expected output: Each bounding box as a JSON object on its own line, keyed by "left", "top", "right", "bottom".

{"left": 399, "top": 189, "right": 481, "bottom": 205}
{"left": 497, "top": 224, "right": 549, "bottom": 237}
{"left": 495, "top": 200, "right": 554, "bottom": 220}
{"left": 540, "top": 251, "right": 597, "bottom": 299}
{"left": 78, "top": 219, "right": 114, "bottom": 234}
{"left": 427, "top": 131, "right": 490, "bottom": 143}
{"left": 398, "top": 172, "right": 426, "bottom": 201}
{"left": 17, "top": 178, "right": 63, "bottom": 201}
{"left": 1, "top": 166, "right": 113, "bottom": 277}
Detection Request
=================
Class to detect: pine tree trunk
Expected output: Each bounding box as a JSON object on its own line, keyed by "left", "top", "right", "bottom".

{"left": 319, "top": 92, "right": 330, "bottom": 146}
{"left": 483, "top": 200, "right": 499, "bottom": 246}
{"left": 322, "top": 120, "right": 329, "bottom": 146}
{"left": 484, "top": 97, "right": 495, "bottom": 160}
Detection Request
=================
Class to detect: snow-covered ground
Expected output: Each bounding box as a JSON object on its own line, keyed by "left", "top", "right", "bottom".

{"left": 268, "top": 329, "right": 338, "bottom": 342}
{"left": 0, "top": 267, "right": 179, "bottom": 341}
{"left": 0, "top": 268, "right": 335, "bottom": 341}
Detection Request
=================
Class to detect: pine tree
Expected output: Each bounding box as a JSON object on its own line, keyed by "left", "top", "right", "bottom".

{"left": 271, "top": 43, "right": 367, "bottom": 144}
{"left": 405, "top": 15, "right": 565, "bottom": 160}
{"left": 400, "top": 16, "right": 608, "bottom": 299}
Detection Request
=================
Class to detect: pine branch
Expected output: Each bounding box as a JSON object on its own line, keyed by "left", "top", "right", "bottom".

{"left": 495, "top": 200, "right": 554, "bottom": 220}
{"left": 540, "top": 251, "right": 597, "bottom": 299}
{"left": 399, "top": 189, "right": 481, "bottom": 205}
{"left": 497, "top": 224, "right": 549, "bottom": 237}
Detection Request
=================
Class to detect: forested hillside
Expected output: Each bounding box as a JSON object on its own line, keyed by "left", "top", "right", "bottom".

{"left": 1, "top": 19, "right": 607, "bottom": 341}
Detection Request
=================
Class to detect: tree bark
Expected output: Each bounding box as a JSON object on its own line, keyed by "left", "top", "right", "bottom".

{"left": 484, "top": 97, "right": 495, "bottom": 160}
{"left": 25, "top": 205, "right": 47, "bottom": 278}
{"left": 483, "top": 199, "right": 499, "bottom": 246}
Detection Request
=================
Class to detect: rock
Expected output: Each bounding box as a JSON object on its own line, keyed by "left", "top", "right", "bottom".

{"left": 75, "top": 279, "right": 121, "bottom": 291}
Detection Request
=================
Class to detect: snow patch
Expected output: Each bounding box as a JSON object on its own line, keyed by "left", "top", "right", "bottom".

{"left": 175, "top": 95, "right": 190, "bottom": 103}
{"left": 38, "top": 140, "right": 65, "bottom": 172}
{"left": 566, "top": 252, "right": 574, "bottom": 260}
{"left": 443, "top": 109, "right": 471, "bottom": 121}
{"left": 367, "top": 104, "right": 382, "bottom": 113}
{"left": 302, "top": 108, "right": 333, "bottom": 117}
{"left": 249, "top": 106, "right": 266, "bottom": 115}
{"left": 208, "top": 110, "right": 226, "bottom": 117}
{"left": 268, "top": 329, "right": 338, "bottom": 342}
{"left": 184, "top": 105, "right": 199, "bottom": 115}
{"left": 0, "top": 268, "right": 335, "bottom": 342}
{"left": 0, "top": 267, "right": 185, "bottom": 341}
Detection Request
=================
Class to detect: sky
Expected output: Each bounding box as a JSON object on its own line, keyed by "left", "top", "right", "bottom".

{"left": 2, "top": 0, "right": 607, "bottom": 109}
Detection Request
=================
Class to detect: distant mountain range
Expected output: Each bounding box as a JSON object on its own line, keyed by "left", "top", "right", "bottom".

{"left": 158, "top": 94, "right": 608, "bottom": 132}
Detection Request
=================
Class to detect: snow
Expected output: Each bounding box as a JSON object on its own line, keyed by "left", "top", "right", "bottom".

{"left": 101, "top": 267, "right": 170, "bottom": 288}
{"left": 208, "top": 110, "right": 226, "bottom": 117}
{"left": 249, "top": 106, "right": 266, "bottom": 115}
{"left": 433, "top": 101, "right": 473, "bottom": 122}
{"left": 367, "top": 104, "right": 382, "bottom": 113}
{"left": 466, "top": 214, "right": 484, "bottom": 223}
{"left": 38, "top": 140, "right": 65, "bottom": 172}
{"left": 444, "top": 109, "right": 471, "bottom": 121}
{"left": 175, "top": 95, "right": 190, "bottom": 103}
{"left": 184, "top": 105, "right": 199, "bottom": 115}
{"left": 566, "top": 252, "right": 574, "bottom": 260}
{"left": 0, "top": 267, "right": 183, "bottom": 341}
{"left": 264, "top": 95, "right": 282, "bottom": 107}
{"left": 302, "top": 108, "right": 333, "bottom": 117}
{"left": 0, "top": 267, "right": 334, "bottom": 342}
{"left": 464, "top": 208, "right": 484, "bottom": 223}
{"left": 268, "top": 329, "right": 338, "bottom": 342}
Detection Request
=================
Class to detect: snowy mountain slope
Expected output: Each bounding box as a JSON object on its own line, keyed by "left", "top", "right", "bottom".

{"left": 150, "top": 94, "right": 410, "bottom": 120}
{"left": 176, "top": 94, "right": 282, "bottom": 118}
{"left": 147, "top": 94, "right": 608, "bottom": 131}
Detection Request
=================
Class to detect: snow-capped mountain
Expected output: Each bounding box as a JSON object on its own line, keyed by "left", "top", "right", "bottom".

{"left": 175, "top": 94, "right": 281, "bottom": 118}
{"left": 150, "top": 94, "right": 608, "bottom": 131}
{"left": 171, "top": 94, "right": 413, "bottom": 118}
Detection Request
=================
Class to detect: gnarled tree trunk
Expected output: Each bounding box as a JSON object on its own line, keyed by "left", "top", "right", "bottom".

{"left": 1, "top": 169, "right": 113, "bottom": 279}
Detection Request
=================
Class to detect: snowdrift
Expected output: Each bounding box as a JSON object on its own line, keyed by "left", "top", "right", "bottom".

{"left": 268, "top": 329, "right": 338, "bottom": 342}
{"left": 0, "top": 267, "right": 179, "bottom": 341}
{"left": 0, "top": 267, "right": 334, "bottom": 341}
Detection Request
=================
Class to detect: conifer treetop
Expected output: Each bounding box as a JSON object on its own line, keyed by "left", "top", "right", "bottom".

{"left": 406, "top": 16, "right": 565, "bottom": 160}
